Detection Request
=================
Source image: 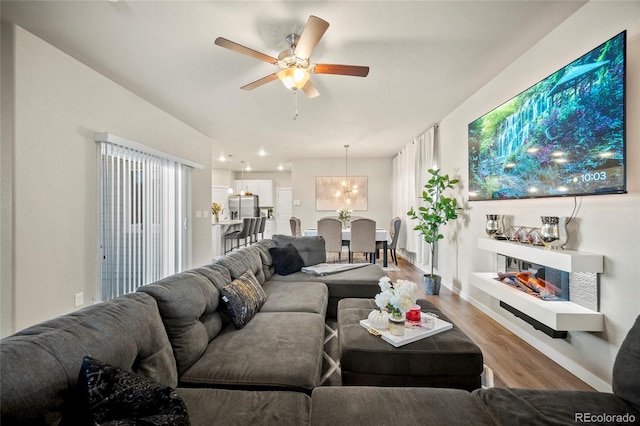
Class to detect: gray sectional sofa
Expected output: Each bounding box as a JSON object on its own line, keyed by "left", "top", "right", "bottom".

{"left": 2, "top": 235, "right": 639, "bottom": 425}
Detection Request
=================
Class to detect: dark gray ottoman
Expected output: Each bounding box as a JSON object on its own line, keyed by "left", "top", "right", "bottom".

{"left": 338, "top": 298, "right": 484, "bottom": 391}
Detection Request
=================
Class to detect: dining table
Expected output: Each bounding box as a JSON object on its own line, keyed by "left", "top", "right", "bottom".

{"left": 303, "top": 228, "right": 392, "bottom": 267}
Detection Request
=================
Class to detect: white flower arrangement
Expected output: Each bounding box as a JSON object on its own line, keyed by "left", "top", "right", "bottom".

{"left": 374, "top": 276, "right": 418, "bottom": 317}
{"left": 337, "top": 207, "right": 352, "bottom": 222}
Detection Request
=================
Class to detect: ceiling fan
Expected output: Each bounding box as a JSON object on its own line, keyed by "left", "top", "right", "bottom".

{"left": 214, "top": 15, "right": 369, "bottom": 98}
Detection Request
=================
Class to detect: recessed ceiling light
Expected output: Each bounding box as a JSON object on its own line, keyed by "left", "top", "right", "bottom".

{"left": 278, "top": 164, "right": 284, "bottom": 171}
{"left": 259, "top": 149, "right": 266, "bottom": 156}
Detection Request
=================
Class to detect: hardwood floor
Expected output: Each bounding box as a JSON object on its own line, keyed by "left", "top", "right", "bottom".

{"left": 368, "top": 254, "right": 595, "bottom": 391}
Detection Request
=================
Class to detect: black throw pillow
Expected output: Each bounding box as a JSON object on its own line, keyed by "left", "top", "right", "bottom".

{"left": 75, "top": 356, "right": 190, "bottom": 426}
{"left": 269, "top": 243, "right": 305, "bottom": 276}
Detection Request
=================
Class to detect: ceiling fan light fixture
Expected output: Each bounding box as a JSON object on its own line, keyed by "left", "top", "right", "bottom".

{"left": 278, "top": 67, "right": 310, "bottom": 90}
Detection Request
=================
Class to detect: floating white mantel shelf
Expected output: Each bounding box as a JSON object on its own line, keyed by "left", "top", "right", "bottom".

{"left": 473, "top": 238, "right": 604, "bottom": 333}
{"left": 470, "top": 273, "right": 603, "bottom": 332}
{"left": 477, "top": 238, "right": 603, "bottom": 273}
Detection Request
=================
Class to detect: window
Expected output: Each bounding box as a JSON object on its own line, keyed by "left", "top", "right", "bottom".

{"left": 97, "top": 134, "right": 200, "bottom": 300}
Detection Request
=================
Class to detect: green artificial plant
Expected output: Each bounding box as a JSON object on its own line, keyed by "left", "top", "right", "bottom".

{"left": 407, "top": 169, "right": 460, "bottom": 278}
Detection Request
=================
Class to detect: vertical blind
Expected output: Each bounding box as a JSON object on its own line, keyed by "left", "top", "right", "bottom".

{"left": 98, "top": 140, "right": 193, "bottom": 300}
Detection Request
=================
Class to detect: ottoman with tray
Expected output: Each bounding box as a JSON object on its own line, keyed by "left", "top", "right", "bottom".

{"left": 337, "top": 298, "right": 484, "bottom": 391}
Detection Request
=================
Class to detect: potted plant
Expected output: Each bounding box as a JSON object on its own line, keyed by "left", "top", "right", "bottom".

{"left": 407, "top": 169, "right": 460, "bottom": 295}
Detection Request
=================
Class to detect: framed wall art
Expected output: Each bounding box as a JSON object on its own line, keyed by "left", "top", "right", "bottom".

{"left": 315, "top": 176, "right": 368, "bottom": 211}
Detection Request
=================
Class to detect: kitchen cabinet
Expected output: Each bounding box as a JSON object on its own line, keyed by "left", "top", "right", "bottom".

{"left": 234, "top": 180, "right": 274, "bottom": 207}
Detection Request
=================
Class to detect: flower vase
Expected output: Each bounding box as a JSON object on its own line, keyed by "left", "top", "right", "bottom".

{"left": 388, "top": 314, "right": 405, "bottom": 336}
{"left": 214, "top": 214, "right": 219, "bottom": 223}
{"left": 341, "top": 220, "right": 348, "bottom": 230}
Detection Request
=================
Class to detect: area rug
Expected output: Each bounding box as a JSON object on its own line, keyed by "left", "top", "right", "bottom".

{"left": 381, "top": 264, "right": 400, "bottom": 272}
{"left": 321, "top": 319, "right": 494, "bottom": 388}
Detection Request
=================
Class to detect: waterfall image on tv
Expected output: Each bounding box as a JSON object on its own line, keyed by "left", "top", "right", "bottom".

{"left": 468, "top": 31, "right": 626, "bottom": 201}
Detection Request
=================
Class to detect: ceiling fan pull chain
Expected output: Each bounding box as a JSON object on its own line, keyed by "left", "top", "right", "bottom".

{"left": 293, "top": 89, "right": 299, "bottom": 120}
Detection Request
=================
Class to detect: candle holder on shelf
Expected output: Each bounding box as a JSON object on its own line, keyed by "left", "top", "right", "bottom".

{"left": 485, "top": 214, "right": 500, "bottom": 237}
{"left": 540, "top": 216, "right": 568, "bottom": 250}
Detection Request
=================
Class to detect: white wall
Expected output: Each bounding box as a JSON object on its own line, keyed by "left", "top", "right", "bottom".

{"left": 435, "top": 1, "right": 640, "bottom": 390}
{"left": 291, "top": 157, "right": 393, "bottom": 233}
{"left": 4, "top": 25, "right": 213, "bottom": 334}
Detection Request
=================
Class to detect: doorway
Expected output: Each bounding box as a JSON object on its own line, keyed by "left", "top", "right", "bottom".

{"left": 276, "top": 188, "right": 292, "bottom": 235}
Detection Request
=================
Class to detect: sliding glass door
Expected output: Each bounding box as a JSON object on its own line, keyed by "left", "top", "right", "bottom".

{"left": 98, "top": 141, "right": 191, "bottom": 300}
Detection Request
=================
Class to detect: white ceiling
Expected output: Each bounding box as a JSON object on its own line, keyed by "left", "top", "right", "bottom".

{"left": 1, "top": 0, "right": 586, "bottom": 171}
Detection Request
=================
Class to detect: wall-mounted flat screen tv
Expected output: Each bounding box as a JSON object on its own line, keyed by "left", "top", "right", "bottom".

{"left": 468, "top": 31, "right": 626, "bottom": 201}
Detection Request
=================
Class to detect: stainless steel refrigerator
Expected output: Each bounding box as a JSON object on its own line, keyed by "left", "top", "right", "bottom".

{"left": 228, "top": 195, "right": 260, "bottom": 219}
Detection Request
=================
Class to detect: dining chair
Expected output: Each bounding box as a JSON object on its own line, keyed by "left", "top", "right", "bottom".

{"left": 377, "top": 217, "right": 401, "bottom": 265}
{"left": 290, "top": 216, "right": 302, "bottom": 237}
{"left": 318, "top": 217, "right": 344, "bottom": 262}
{"left": 224, "top": 218, "right": 252, "bottom": 253}
{"left": 349, "top": 218, "right": 377, "bottom": 263}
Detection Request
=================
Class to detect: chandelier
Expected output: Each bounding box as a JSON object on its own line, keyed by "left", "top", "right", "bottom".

{"left": 335, "top": 144, "right": 358, "bottom": 205}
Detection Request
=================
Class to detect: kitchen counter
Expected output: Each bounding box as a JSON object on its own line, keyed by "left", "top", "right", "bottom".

{"left": 211, "top": 220, "right": 243, "bottom": 258}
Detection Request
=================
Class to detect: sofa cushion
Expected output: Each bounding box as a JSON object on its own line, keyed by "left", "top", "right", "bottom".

{"left": 0, "top": 293, "right": 177, "bottom": 425}
{"left": 261, "top": 280, "right": 328, "bottom": 315}
{"left": 272, "top": 234, "right": 326, "bottom": 266}
{"left": 180, "top": 312, "right": 325, "bottom": 392}
{"left": 220, "top": 269, "right": 267, "bottom": 329}
{"left": 137, "top": 271, "right": 224, "bottom": 376}
{"left": 270, "top": 263, "right": 385, "bottom": 317}
{"left": 191, "top": 262, "right": 232, "bottom": 291}
{"left": 269, "top": 264, "right": 384, "bottom": 297}
{"left": 76, "top": 356, "right": 189, "bottom": 425}
{"left": 216, "top": 244, "right": 267, "bottom": 284}
{"left": 311, "top": 387, "right": 496, "bottom": 425}
{"left": 177, "top": 387, "right": 310, "bottom": 426}
{"left": 474, "top": 387, "right": 640, "bottom": 426}
{"left": 269, "top": 243, "right": 305, "bottom": 275}
{"left": 254, "top": 239, "right": 277, "bottom": 282}
{"left": 612, "top": 315, "right": 640, "bottom": 412}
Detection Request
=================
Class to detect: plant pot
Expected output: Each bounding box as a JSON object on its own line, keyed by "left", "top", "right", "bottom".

{"left": 423, "top": 275, "right": 441, "bottom": 295}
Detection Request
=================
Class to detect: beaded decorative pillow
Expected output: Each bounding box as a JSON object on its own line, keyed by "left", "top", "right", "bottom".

{"left": 220, "top": 269, "right": 267, "bottom": 329}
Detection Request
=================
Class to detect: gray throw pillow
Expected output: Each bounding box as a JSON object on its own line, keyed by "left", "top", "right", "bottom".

{"left": 272, "top": 234, "right": 326, "bottom": 266}
{"left": 220, "top": 269, "right": 266, "bottom": 329}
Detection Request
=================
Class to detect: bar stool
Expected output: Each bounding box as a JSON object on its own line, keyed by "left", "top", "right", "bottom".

{"left": 224, "top": 218, "right": 252, "bottom": 253}
{"left": 257, "top": 217, "right": 267, "bottom": 241}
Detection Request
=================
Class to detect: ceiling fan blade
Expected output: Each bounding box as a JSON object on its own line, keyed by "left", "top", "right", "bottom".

{"left": 294, "top": 16, "right": 329, "bottom": 59}
{"left": 301, "top": 80, "right": 320, "bottom": 98}
{"left": 313, "top": 64, "right": 370, "bottom": 77}
{"left": 215, "top": 37, "right": 277, "bottom": 64}
{"left": 240, "top": 73, "right": 279, "bottom": 90}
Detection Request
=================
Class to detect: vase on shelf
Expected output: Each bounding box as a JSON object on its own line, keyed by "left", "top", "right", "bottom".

{"left": 388, "top": 313, "right": 405, "bottom": 336}
{"left": 540, "top": 216, "right": 569, "bottom": 250}
{"left": 214, "top": 213, "right": 220, "bottom": 223}
{"left": 485, "top": 214, "right": 500, "bottom": 237}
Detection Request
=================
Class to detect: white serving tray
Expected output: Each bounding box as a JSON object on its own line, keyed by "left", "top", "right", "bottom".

{"left": 359, "top": 314, "right": 453, "bottom": 347}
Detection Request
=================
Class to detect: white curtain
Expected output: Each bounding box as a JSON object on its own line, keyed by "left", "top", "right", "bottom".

{"left": 393, "top": 126, "right": 435, "bottom": 267}
{"left": 99, "top": 141, "right": 192, "bottom": 300}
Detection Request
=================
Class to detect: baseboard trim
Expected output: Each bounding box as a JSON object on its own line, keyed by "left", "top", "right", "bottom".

{"left": 456, "top": 288, "right": 612, "bottom": 392}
